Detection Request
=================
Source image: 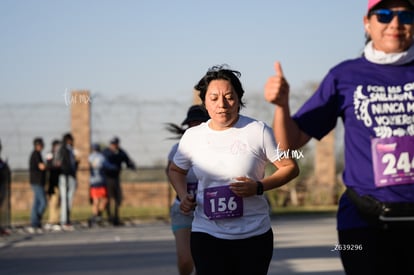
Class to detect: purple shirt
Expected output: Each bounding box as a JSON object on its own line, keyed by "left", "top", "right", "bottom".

{"left": 293, "top": 56, "right": 414, "bottom": 230}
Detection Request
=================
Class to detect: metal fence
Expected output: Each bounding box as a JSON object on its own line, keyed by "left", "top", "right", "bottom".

{"left": 0, "top": 92, "right": 276, "bottom": 170}
{"left": 1, "top": 89, "right": 346, "bottom": 220}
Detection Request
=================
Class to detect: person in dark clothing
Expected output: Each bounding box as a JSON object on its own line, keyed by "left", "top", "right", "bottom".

{"left": 44, "top": 139, "right": 62, "bottom": 231}
{"left": 88, "top": 143, "right": 118, "bottom": 227}
{"left": 56, "top": 133, "right": 78, "bottom": 231}
{"left": 0, "top": 139, "right": 11, "bottom": 236}
{"left": 29, "top": 137, "right": 47, "bottom": 233}
{"left": 102, "top": 137, "right": 136, "bottom": 226}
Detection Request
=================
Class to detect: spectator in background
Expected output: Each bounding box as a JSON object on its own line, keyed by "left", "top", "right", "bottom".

{"left": 165, "top": 104, "right": 210, "bottom": 275}
{"left": 56, "top": 133, "right": 78, "bottom": 231}
{"left": 28, "top": 137, "right": 47, "bottom": 233}
{"left": 88, "top": 143, "right": 116, "bottom": 227}
{"left": 103, "top": 137, "right": 136, "bottom": 226}
{"left": 44, "top": 139, "right": 62, "bottom": 232}
{"left": 0, "top": 139, "right": 11, "bottom": 236}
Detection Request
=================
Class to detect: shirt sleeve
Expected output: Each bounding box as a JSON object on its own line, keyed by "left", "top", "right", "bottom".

{"left": 293, "top": 72, "right": 339, "bottom": 140}
{"left": 167, "top": 143, "right": 179, "bottom": 162}
{"left": 29, "top": 152, "right": 36, "bottom": 171}
{"left": 172, "top": 132, "right": 192, "bottom": 171}
{"left": 120, "top": 149, "right": 136, "bottom": 169}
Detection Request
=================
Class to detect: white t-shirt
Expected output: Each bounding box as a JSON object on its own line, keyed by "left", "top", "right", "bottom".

{"left": 89, "top": 151, "right": 105, "bottom": 186}
{"left": 173, "top": 115, "right": 280, "bottom": 239}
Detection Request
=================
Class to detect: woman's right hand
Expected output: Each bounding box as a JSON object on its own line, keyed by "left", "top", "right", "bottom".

{"left": 264, "top": 61, "right": 290, "bottom": 107}
{"left": 180, "top": 194, "right": 196, "bottom": 215}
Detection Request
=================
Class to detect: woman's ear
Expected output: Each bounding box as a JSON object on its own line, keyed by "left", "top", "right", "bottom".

{"left": 363, "top": 16, "right": 371, "bottom": 33}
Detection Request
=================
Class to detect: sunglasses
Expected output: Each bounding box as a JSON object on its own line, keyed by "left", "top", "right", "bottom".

{"left": 370, "top": 9, "right": 414, "bottom": 25}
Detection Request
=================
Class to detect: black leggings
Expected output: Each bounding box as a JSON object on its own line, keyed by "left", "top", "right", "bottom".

{"left": 338, "top": 226, "right": 414, "bottom": 275}
{"left": 191, "top": 229, "right": 273, "bottom": 275}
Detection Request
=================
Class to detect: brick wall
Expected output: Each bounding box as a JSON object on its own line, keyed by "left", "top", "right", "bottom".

{"left": 11, "top": 181, "right": 174, "bottom": 212}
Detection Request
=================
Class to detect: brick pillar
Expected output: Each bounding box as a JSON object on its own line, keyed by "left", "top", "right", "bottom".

{"left": 311, "top": 130, "right": 336, "bottom": 205}
{"left": 70, "top": 90, "right": 91, "bottom": 207}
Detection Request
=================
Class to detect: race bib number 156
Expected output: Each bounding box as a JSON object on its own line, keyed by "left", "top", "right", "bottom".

{"left": 371, "top": 136, "right": 414, "bottom": 188}
{"left": 203, "top": 185, "right": 243, "bottom": 220}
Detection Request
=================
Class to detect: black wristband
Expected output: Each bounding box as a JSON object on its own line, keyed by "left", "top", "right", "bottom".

{"left": 256, "top": 181, "right": 264, "bottom": 195}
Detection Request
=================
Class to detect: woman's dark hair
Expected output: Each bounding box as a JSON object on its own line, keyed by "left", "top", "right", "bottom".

{"left": 194, "top": 64, "right": 246, "bottom": 111}
{"left": 62, "top": 132, "right": 73, "bottom": 143}
{"left": 165, "top": 104, "right": 210, "bottom": 139}
{"left": 33, "top": 137, "right": 44, "bottom": 146}
{"left": 164, "top": 123, "right": 186, "bottom": 140}
{"left": 52, "top": 139, "right": 60, "bottom": 147}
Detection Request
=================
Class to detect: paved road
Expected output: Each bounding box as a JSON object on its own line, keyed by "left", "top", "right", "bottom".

{"left": 0, "top": 214, "right": 345, "bottom": 275}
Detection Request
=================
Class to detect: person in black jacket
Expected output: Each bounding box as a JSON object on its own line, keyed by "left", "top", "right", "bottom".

{"left": 28, "top": 137, "right": 47, "bottom": 233}
{"left": 102, "top": 137, "right": 136, "bottom": 226}
{"left": 56, "top": 133, "right": 78, "bottom": 230}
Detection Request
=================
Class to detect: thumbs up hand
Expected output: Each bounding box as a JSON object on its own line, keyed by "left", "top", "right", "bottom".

{"left": 264, "top": 61, "right": 290, "bottom": 107}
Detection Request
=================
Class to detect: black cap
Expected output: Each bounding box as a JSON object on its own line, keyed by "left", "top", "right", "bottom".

{"left": 181, "top": 105, "right": 210, "bottom": 125}
{"left": 92, "top": 143, "right": 101, "bottom": 151}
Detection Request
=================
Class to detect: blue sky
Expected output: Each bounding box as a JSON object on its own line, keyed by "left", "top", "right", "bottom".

{"left": 1, "top": 0, "right": 368, "bottom": 104}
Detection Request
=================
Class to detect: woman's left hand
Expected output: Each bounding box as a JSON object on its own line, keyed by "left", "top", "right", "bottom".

{"left": 229, "top": 177, "right": 258, "bottom": 197}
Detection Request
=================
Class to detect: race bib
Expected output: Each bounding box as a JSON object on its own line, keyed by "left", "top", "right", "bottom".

{"left": 371, "top": 136, "right": 414, "bottom": 188}
{"left": 203, "top": 185, "right": 243, "bottom": 220}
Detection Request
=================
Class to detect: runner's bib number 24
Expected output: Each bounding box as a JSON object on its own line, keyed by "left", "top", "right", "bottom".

{"left": 371, "top": 136, "right": 414, "bottom": 187}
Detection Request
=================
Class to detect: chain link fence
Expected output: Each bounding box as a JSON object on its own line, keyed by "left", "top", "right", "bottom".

{"left": 0, "top": 92, "right": 276, "bottom": 170}
{"left": 1, "top": 88, "right": 345, "bottom": 222}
